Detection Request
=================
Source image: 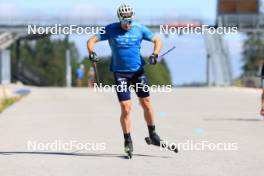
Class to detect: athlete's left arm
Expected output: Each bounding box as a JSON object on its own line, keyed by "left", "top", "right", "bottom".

{"left": 141, "top": 24, "right": 162, "bottom": 55}
{"left": 152, "top": 36, "right": 163, "bottom": 55}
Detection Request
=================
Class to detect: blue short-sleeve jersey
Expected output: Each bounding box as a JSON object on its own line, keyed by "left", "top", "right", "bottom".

{"left": 96, "top": 22, "right": 154, "bottom": 72}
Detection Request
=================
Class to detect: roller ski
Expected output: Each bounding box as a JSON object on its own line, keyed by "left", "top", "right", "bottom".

{"left": 145, "top": 132, "right": 178, "bottom": 153}
{"left": 124, "top": 140, "right": 133, "bottom": 159}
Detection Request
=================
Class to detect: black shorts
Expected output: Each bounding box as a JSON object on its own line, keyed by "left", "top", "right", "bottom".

{"left": 113, "top": 69, "right": 150, "bottom": 102}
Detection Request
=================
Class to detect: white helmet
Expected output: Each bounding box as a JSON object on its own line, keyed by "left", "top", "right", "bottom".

{"left": 117, "top": 4, "right": 134, "bottom": 21}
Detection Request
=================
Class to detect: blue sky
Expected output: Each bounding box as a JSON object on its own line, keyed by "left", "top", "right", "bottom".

{"left": 0, "top": 0, "right": 244, "bottom": 85}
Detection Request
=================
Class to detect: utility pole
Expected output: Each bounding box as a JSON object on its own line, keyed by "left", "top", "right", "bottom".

{"left": 65, "top": 35, "right": 71, "bottom": 87}
{"left": 206, "top": 54, "right": 212, "bottom": 87}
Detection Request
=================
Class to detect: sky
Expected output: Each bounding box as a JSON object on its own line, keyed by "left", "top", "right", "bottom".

{"left": 0, "top": 0, "right": 245, "bottom": 85}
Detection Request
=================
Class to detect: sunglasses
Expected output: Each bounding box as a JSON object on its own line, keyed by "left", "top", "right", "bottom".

{"left": 120, "top": 19, "right": 133, "bottom": 25}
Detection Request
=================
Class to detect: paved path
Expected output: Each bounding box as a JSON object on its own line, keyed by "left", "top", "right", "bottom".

{"left": 0, "top": 87, "right": 263, "bottom": 176}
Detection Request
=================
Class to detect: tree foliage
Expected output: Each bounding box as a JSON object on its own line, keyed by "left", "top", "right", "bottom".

{"left": 10, "top": 36, "right": 79, "bottom": 86}
{"left": 242, "top": 33, "right": 264, "bottom": 75}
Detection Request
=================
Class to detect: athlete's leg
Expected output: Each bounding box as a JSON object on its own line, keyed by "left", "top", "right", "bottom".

{"left": 119, "top": 100, "right": 132, "bottom": 134}
{"left": 131, "top": 70, "right": 154, "bottom": 125}
{"left": 132, "top": 70, "right": 162, "bottom": 144}
{"left": 114, "top": 72, "right": 134, "bottom": 154}
{"left": 139, "top": 96, "right": 155, "bottom": 126}
{"left": 139, "top": 96, "right": 163, "bottom": 145}
{"left": 120, "top": 100, "right": 133, "bottom": 155}
{"left": 114, "top": 72, "right": 133, "bottom": 143}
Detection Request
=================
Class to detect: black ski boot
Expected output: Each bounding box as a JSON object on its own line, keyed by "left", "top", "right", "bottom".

{"left": 146, "top": 132, "right": 162, "bottom": 146}
{"left": 124, "top": 140, "right": 133, "bottom": 159}
{"left": 145, "top": 132, "right": 178, "bottom": 153}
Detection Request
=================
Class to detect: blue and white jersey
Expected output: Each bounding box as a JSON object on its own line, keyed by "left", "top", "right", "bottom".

{"left": 96, "top": 22, "right": 154, "bottom": 72}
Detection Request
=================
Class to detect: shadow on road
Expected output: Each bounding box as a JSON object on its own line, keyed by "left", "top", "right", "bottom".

{"left": 0, "top": 151, "right": 171, "bottom": 159}
{"left": 204, "top": 118, "right": 263, "bottom": 122}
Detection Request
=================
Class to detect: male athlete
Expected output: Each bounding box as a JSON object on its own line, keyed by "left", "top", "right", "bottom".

{"left": 87, "top": 4, "right": 163, "bottom": 157}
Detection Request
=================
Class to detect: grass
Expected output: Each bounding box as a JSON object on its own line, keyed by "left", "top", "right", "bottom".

{"left": 0, "top": 96, "right": 23, "bottom": 113}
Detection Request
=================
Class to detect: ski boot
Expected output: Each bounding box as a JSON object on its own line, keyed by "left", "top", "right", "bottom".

{"left": 124, "top": 140, "right": 133, "bottom": 159}
{"left": 145, "top": 132, "right": 178, "bottom": 153}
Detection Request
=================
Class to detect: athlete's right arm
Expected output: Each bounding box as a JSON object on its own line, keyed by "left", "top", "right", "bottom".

{"left": 87, "top": 35, "right": 100, "bottom": 53}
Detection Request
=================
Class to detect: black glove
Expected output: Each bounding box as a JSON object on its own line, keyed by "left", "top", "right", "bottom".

{"left": 148, "top": 53, "right": 158, "bottom": 65}
{"left": 89, "top": 51, "right": 99, "bottom": 62}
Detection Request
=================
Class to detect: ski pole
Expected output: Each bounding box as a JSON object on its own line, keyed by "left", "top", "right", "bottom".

{"left": 157, "top": 46, "right": 176, "bottom": 62}
{"left": 92, "top": 61, "right": 100, "bottom": 85}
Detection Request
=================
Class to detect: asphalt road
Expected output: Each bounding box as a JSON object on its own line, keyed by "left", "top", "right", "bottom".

{"left": 0, "top": 87, "right": 263, "bottom": 176}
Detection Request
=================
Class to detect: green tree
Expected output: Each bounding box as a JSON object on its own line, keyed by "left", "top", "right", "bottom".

{"left": 242, "top": 33, "right": 264, "bottom": 75}
{"left": 10, "top": 36, "right": 79, "bottom": 86}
